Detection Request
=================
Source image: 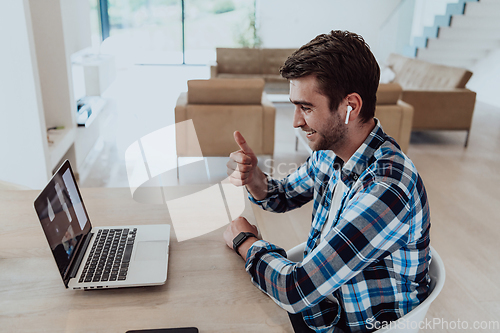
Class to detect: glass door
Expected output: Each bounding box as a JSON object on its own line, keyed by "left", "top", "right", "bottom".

{"left": 94, "top": 0, "right": 257, "bottom": 65}
{"left": 97, "top": 0, "right": 183, "bottom": 65}
{"left": 184, "top": 0, "right": 258, "bottom": 64}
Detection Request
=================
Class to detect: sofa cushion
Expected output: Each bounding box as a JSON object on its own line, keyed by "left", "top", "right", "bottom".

{"left": 386, "top": 53, "right": 410, "bottom": 77}
{"left": 216, "top": 48, "right": 261, "bottom": 75}
{"left": 380, "top": 66, "right": 396, "bottom": 84}
{"left": 187, "top": 78, "right": 264, "bottom": 105}
{"left": 388, "top": 54, "right": 472, "bottom": 89}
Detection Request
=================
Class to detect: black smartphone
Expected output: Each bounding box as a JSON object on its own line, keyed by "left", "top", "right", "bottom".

{"left": 126, "top": 328, "right": 198, "bottom": 333}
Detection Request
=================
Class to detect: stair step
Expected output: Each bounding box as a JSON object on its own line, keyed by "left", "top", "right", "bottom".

{"left": 423, "top": 26, "right": 439, "bottom": 39}
{"left": 413, "top": 36, "right": 428, "bottom": 48}
{"left": 438, "top": 26, "right": 500, "bottom": 40}
{"left": 467, "top": 0, "right": 497, "bottom": 3}
{"left": 434, "top": 15, "right": 451, "bottom": 27}
{"left": 417, "top": 47, "right": 487, "bottom": 60}
{"left": 450, "top": 15, "right": 500, "bottom": 28}
{"left": 412, "top": 0, "right": 497, "bottom": 71}
{"left": 426, "top": 38, "right": 500, "bottom": 51}
{"left": 464, "top": 2, "right": 500, "bottom": 16}
{"left": 403, "top": 45, "right": 417, "bottom": 58}
{"left": 446, "top": 2, "right": 466, "bottom": 16}
{"left": 414, "top": 57, "right": 476, "bottom": 70}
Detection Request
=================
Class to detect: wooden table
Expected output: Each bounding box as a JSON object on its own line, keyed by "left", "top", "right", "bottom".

{"left": 0, "top": 187, "right": 292, "bottom": 332}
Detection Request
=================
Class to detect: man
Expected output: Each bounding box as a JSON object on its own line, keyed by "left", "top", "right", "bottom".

{"left": 224, "top": 30, "right": 431, "bottom": 333}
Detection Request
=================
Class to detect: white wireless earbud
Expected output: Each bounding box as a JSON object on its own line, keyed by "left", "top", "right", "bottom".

{"left": 345, "top": 105, "right": 352, "bottom": 125}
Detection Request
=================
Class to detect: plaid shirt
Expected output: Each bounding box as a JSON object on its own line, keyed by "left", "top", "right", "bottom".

{"left": 247, "top": 120, "right": 431, "bottom": 333}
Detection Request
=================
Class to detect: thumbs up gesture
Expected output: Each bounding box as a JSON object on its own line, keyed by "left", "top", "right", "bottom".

{"left": 227, "top": 131, "right": 269, "bottom": 200}
{"left": 227, "top": 131, "right": 259, "bottom": 186}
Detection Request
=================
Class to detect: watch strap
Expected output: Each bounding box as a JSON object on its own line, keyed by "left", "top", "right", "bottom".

{"left": 232, "top": 232, "right": 257, "bottom": 256}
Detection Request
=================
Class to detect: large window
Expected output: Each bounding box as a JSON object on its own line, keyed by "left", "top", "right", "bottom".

{"left": 92, "top": 0, "right": 258, "bottom": 65}
{"left": 183, "top": 0, "right": 259, "bottom": 63}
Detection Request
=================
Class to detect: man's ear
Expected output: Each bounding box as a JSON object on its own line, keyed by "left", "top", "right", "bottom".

{"left": 345, "top": 93, "right": 363, "bottom": 123}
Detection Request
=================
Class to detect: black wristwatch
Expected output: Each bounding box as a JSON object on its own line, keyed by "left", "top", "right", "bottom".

{"left": 232, "top": 232, "right": 257, "bottom": 256}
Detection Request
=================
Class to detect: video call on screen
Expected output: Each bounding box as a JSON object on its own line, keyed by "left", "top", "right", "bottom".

{"left": 36, "top": 168, "right": 90, "bottom": 276}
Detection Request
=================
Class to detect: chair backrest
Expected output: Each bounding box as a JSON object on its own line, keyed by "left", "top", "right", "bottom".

{"left": 286, "top": 243, "right": 445, "bottom": 333}
{"left": 175, "top": 78, "right": 275, "bottom": 157}
{"left": 187, "top": 78, "right": 264, "bottom": 105}
{"left": 371, "top": 246, "right": 445, "bottom": 333}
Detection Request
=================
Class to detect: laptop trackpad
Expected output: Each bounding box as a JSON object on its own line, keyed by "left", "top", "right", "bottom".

{"left": 134, "top": 241, "right": 168, "bottom": 261}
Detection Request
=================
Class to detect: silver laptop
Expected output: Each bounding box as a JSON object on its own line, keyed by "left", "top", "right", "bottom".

{"left": 34, "top": 160, "right": 170, "bottom": 290}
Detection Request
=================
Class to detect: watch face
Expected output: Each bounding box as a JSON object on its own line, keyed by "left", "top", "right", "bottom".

{"left": 233, "top": 233, "right": 246, "bottom": 247}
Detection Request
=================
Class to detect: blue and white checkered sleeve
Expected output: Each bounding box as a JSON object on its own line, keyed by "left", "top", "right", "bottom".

{"left": 245, "top": 175, "right": 418, "bottom": 314}
{"left": 248, "top": 154, "right": 316, "bottom": 213}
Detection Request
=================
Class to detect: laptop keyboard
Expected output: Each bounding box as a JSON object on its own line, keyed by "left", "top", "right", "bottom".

{"left": 79, "top": 228, "right": 137, "bottom": 283}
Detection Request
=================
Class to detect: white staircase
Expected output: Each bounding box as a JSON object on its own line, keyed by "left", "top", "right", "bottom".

{"left": 409, "top": 0, "right": 500, "bottom": 69}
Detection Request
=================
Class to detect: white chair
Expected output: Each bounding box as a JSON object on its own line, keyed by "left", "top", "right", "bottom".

{"left": 286, "top": 243, "right": 445, "bottom": 333}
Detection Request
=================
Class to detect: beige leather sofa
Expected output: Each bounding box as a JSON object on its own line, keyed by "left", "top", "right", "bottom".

{"left": 210, "top": 48, "right": 296, "bottom": 93}
{"left": 175, "top": 78, "right": 275, "bottom": 158}
{"left": 386, "top": 53, "right": 476, "bottom": 146}
{"left": 296, "top": 83, "right": 414, "bottom": 154}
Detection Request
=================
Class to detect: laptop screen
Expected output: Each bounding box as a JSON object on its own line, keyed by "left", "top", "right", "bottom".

{"left": 34, "top": 160, "right": 92, "bottom": 281}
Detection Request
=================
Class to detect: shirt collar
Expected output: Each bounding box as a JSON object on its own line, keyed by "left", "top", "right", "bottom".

{"left": 340, "top": 118, "right": 386, "bottom": 186}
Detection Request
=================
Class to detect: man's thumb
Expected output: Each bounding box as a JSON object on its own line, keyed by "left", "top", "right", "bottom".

{"left": 234, "top": 131, "right": 254, "bottom": 155}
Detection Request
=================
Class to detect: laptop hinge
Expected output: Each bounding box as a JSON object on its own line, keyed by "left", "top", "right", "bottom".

{"left": 65, "top": 232, "right": 94, "bottom": 287}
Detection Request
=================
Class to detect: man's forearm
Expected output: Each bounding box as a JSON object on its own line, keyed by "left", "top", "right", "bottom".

{"left": 245, "top": 167, "right": 268, "bottom": 201}
{"left": 238, "top": 236, "right": 259, "bottom": 259}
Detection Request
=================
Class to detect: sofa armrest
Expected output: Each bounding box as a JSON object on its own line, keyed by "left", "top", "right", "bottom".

{"left": 210, "top": 62, "right": 218, "bottom": 78}
{"left": 401, "top": 89, "right": 476, "bottom": 130}
{"left": 375, "top": 103, "right": 412, "bottom": 154}
{"left": 397, "top": 100, "right": 414, "bottom": 154}
{"left": 175, "top": 92, "right": 189, "bottom": 155}
{"left": 175, "top": 92, "right": 188, "bottom": 123}
{"left": 261, "top": 92, "right": 276, "bottom": 156}
{"left": 377, "top": 83, "right": 402, "bottom": 105}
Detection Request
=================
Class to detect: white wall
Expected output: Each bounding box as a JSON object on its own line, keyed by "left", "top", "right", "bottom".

{"left": 29, "top": 0, "right": 76, "bottom": 129}
{"left": 468, "top": 48, "right": 500, "bottom": 108}
{"left": 378, "top": 0, "right": 416, "bottom": 63}
{"left": 255, "top": 0, "right": 500, "bottom": 108}
{"left": 0, "top": 0, "right": 93, "bottom": 189}
{"left": 257, "top": 0, "right": 413, "bottom": 64}
{"left": 0, "top": 0, "right": 51, "bottom": 188}
{"left": 60, "top": 0, "right": 93, "bottom": 56}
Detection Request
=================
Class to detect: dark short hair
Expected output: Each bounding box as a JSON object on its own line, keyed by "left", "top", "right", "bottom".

{"left": 280, "top": 30, "right": 380, "bottom": 123}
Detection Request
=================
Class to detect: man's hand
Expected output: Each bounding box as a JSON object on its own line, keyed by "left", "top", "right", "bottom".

{"left": 223, "top": 216, "right": 260, "bottom": 259}
{"left": 227, "top": 131, "right": 268, "bottom": 200}
{"left": 227, "top": 131, "right": 259, "bottom": 186}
